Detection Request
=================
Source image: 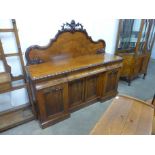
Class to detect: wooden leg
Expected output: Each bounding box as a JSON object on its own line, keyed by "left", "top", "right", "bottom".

{"left": 152, "top": 94, "right": 155, "bottom": 105}
{"left": 143, "top": 73, "right": 146, "bottom": 79}
{"left": 128, "top": 79, "right": 131, "bottom": 86}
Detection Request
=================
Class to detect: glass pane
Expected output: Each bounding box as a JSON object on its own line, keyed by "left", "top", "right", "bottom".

{"left": 147, "top": 20, "right": 155, "bottom": 51}
{"left": 117, "top": 19, "right": 141, "bottom": 51}
{"left": 0, "top": 88, "right": 29, "bottom": 112}
{"left": 130, "top": 19, "right": 141, "bottom": 48}
{"left": 139, "top": 20, "right": 150, "bottom": 52}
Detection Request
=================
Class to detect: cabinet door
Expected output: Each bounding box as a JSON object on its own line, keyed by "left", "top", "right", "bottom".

{"left": 68, "top": 79, "right": 85, "bottom": 109}
{"left": 141, "top": 54, "right": 150, "bottom": 73}
{"left": 105, "top": 69, "right": 120, "bottom": 94}
{"left": 36, "top": 83, "right": 68, "bottom": 122}
{"left": 133, "top": 56, "right": 143, "bottom": 75}
{"left": 85, "top": 75, "right": 99, "bottom": 101}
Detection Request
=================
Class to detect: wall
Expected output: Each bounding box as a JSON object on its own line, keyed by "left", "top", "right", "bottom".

{"left": 17, "top": 19, "right": 119, "bottom": 54}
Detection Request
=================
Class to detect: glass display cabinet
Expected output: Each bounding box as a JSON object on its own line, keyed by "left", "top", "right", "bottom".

{"left": 115, "top": 19, "right": 155, "bottom": 85}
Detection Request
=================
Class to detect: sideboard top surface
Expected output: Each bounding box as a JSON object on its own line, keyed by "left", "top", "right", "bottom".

{"left": 26, "top": 53, "right": 122, "bottom": 81}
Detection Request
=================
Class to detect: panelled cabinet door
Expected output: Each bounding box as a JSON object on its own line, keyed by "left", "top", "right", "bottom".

{"left": 85, "top": 75, "right": 99, "bottom": 101}
{"left": 36, "top": 83, "right": 68, "bottom": 122}
{"left": 105, "top": 69, "right": 120, "bottom": 94}
{"left": 68, "top": 79, "right": 85, "bottom": 109}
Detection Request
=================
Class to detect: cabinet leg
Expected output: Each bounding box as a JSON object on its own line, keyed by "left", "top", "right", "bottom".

{"left": 128, "top": 79, "right": 131, "bottom": 86}
{"left": 152, "top": 94, "right": 155, "bottom": 105}
{"left": 143, "top": 73, "right": 146, "bottom": 79}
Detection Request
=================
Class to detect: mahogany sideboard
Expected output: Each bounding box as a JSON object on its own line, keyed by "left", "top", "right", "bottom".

{"left": 25, "top": 20, "right": 123, "bottom": 128}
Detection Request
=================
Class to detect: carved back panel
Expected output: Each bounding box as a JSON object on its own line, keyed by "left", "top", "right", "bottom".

{"left": 25, "top": 20, "right": 106, "bottom": 65}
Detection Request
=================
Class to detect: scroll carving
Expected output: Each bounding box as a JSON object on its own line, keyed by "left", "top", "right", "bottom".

{"left": 60, "top": 20, "right": 85, "bottom": 32}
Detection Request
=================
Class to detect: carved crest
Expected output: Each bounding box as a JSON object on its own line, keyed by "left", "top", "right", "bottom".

{"left": 60, "top": 20, "right": 85, "bottom": 32}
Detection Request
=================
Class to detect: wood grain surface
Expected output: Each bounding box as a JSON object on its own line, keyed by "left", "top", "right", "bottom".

{"left": 90, "top": 95, "right": 154, "bottom": 135}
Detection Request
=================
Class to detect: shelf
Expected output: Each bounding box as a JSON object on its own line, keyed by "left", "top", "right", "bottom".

{"left": 0, "top": 80, "right": 28, "bottom": 94}
{"left": 0, "top": 105, "right": 34, "bottom": 132}
{"left": 12, "top": 75, "right": 25, "bottom": 81}
{"left": 0, "top": 83, "right": 27, "bottom": 94}
{"left": 0, "top": 103, "right": 30, "bottom": 116}
{"left": 5, "top": 53, "right": 19, "bottom": 57}
{"left": 0, "top": 28, "right": 14, "bottom": 32}
{"left": 4, "top": 52, "right": 24, "bottom": 57}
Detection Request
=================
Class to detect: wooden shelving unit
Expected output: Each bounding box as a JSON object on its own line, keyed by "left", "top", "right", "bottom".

{"left": 0, "top": 104, "right": 34, "bottom": 132}
{"left": 0, "top": 19, "right": 34, "bottom": 132}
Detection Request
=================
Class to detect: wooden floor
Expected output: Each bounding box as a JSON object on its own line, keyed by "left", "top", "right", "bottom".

{"left": 0, "top": 106, "right": 34, "bottom": 132}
